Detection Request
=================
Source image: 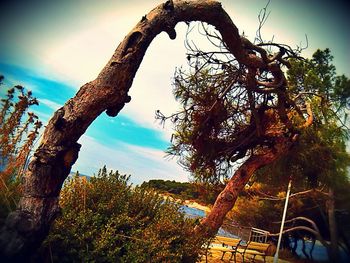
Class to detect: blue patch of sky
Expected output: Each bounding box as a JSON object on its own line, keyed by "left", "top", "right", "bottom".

{"left": 0, "top": 62, "right": 75, "bottom": 102}
{"left": 0, "top": 62, "right": 75, "bottom": 122}
{"left": 89, "top": 114, "right": 169, "bottom": 150}
{"left": 0, "top": 63, "right": 169, "bottom": 150}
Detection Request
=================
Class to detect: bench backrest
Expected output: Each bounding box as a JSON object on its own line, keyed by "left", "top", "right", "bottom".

{"left": 214, "top": 236, "right": 241, "bottom": 248}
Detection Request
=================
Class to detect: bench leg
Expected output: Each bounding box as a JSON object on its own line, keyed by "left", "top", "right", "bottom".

{"left": 229, "top": 252, "right": 237, "bottom": 263}
{"left": 236, "top": 252, "right": 243, "bottom": 263}
{"left": 221, "top": 251, "right": 226, "bottom": 260}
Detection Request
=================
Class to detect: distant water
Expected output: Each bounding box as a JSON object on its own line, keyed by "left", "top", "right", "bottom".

{"left": 179, "top": 205, "right": 206, "bottom": 218}
{"left": 179, "top": 205, "right": 236, "bottom": 238}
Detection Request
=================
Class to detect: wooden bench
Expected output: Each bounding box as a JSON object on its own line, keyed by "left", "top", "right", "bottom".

{"left": 209, "top": 236, "right": 241, "bottom": 262}
{"left": 237, "top": 241, "right": 272, "bottom": 263}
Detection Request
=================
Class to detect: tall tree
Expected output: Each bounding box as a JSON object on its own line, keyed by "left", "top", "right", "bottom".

{"left": 284, "top": 49, "right": 350, "bottom": 261}
{"left": 0, "top": 1, "right": 313, "bottom": 260}
{"left": 158, "top": 20, "right": 314, "bottom": 237}
{"left": 169, "top": 47, "right": 349, "bottom": 260}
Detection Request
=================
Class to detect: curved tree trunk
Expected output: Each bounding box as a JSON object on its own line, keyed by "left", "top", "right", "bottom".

{"left": 0, "top": 1, "right": 292, "bottom": 261}
{"left": 195, "top": 135, "right": 295, "bottom": 237}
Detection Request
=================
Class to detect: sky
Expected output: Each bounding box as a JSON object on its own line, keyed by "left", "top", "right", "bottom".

{"left": 0, "top": 0, "right": 349, "bottom": 185}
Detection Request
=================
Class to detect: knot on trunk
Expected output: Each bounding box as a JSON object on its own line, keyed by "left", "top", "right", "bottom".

{"left": 63, "top": 143, "right": 81, "bottom": 168}
{"left": 223, "top": 192, "right": 234, "bottom": 202}
{"left": 26, "top": 143, "right": 81, "bottom": 197}
{"left": 33, "top": 145, "right": 66, "bottom": 164}
{"left": 106, "top": 95, "right": 131, "bottom": 117}
{"left": 122, "top": 31, "right": 143, "bottom": 58}
{"left": 165, "top": 27, "right": 177, "bottom": 40}
{"left": 163, "top": 0, "right": 174, "bottom": 12}
{"left": 33, "top": 143, "right": 81, "bottom": 166}
{"left": 52, "top": 107, "right": 66, "bottom": 131}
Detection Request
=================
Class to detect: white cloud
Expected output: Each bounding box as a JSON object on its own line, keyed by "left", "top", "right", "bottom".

{"left": 28, "top": 1, "right": 269, "bottom": 143}
{"left": 39, "top": 1, "right": 171, "bottom": 87}
{"left": 3, "top": 75, "right": 42, "bottom": 94}
{"left": 122, "top": 24, "right": 189, "bottom": 141}
{"left": 39, "top": 98, "right": 63, "bottom": 111}
{"left": 36, "top": 5, "right": 189, "bottom": 143}
{"left": 72, "top": 135, "right": 189, "bottom": 185}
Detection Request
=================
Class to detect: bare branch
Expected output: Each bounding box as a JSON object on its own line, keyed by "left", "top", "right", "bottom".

{"left": 269, "top": 216, "right": 330, "bottom": 249}
{"left": 255, "top": 0, "right": 271, "bottom": 44}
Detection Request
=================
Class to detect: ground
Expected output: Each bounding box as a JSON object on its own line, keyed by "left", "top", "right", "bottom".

{"left": 200, "top": 251, "right": 290, "bottom": 262}
{"left": 199, "top": 248, "right": 313, "bottom": 262}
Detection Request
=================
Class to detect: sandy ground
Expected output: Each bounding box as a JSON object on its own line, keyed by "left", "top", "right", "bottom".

{"left": 184, "top": 200, "right": 211, "bottom": 213}
{"left": 160, "top": 194, "right": 212, "bottom": 213}
{"left": 199, "top": 249, "right": 293, "bottom": 262}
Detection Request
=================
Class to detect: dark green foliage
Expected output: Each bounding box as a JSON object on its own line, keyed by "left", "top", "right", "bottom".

{"left": 35, "top": 167, "right": 206, "bottom": 262}
{"left": 142, "top": 179, "right": 197, "bottom": 197}
{"left": 259, "top": 48, "right": 350, "bottom": 189}
{"left": 167, "top": 68, "right": 239, "bottom": 183}
{"left": 142, "top": 179, "right": 224, "bottom": 205}
{"left": 231, "top": 49, "right": 350, "bottom": 257}
{"left": 288, "top": 48, "right": 350, "bottom": 116}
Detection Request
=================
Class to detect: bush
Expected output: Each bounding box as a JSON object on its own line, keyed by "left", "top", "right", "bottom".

{"left": 0, "top": 76, "right": 41, "bottom": 225}
{"left": 35, "top": 167, "right": 205, "bottom": 262}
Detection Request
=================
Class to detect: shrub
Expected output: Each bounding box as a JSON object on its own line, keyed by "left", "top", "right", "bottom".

{"left": 0, "top": 76, "right": 41, "bottom": 224}
{"left": 35, "top": 167, "right": 205, "bottom": 262}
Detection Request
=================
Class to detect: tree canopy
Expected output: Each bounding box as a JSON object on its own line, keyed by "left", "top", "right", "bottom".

{"left": 174, "top": 47, "right": 350, "bottom": 259}
{"left": 157, "top": 21, "right": 350, "bottom": 259}
{"left": 154, "top": 20, "right": 318, "bottom": 187}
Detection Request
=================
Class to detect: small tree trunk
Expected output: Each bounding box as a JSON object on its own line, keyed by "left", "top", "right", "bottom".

{"left": 301, "top": 238, "right": 310, "bottom": 259}
{"left": 327, "top": 187, "right": 339, "bottom": 262}
{"left": 291, "top": 234, "right": 298, "bottom": 256}
{"left": 310, "top": 237, "right": 316, "bottom": 261}
{"left": 195, "top": 136, "right": 294, "bottom": 237}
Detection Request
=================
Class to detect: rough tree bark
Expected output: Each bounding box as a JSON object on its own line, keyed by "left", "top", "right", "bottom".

{"left": 0, "top": 1, "right": 297, "bottom": 261}
{"left": 194, "top": 111, "right": 298, "bottom": 237}
{"left": 195, "top": 142, "right": 289, "bottom": 236}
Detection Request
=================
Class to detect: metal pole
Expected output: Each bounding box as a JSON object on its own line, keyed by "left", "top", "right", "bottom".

{"left": 273, "top": 179, "right": 292, "bottom": 263}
